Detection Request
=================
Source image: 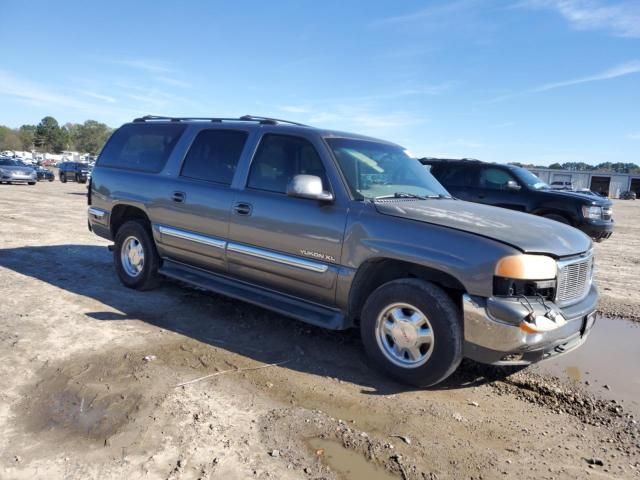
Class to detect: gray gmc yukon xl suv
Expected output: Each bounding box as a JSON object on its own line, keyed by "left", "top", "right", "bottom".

{"left": 88, "top": 115, "right": 597, "bottom": 387}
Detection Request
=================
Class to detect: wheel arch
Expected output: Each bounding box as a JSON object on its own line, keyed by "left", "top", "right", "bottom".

{"left": 110, "top": 203, "right": 152, "bottom": 238}
{"left": 532, "top": 208, "right": 574, "bottom": 225}
{"left": 347, "top": 258, "right": 467, "bottom": 323}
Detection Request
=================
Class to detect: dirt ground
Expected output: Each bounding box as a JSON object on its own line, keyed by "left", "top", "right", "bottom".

{"left": 0, "top": 180, "right": 639, "bottom": 480}
{"left": 592, "top": 200, "right": 640, "bottom": 321}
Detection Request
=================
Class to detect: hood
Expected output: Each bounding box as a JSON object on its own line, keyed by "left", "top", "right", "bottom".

{"left": 374, "top": 199, "right": 591, "bottom": 258}
{"left": 543, "top": 189, "right": 612, "bottom": 205}
{"left": 0, "top": 165, "right": 34, "bottom": 175}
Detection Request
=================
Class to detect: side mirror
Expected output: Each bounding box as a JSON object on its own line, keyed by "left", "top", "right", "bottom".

{"left": 506, "top": 180, "right": 521, "bottom": 191}
{"left": 287, "top": 174, "right": 334, "bottom": 202}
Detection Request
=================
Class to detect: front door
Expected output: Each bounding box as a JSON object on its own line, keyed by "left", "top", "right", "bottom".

{"left": 227, "top": 133, "right": 347, "bottom": 306}
{"left": 470, "top": 166, "right": 527, "bottom": 211}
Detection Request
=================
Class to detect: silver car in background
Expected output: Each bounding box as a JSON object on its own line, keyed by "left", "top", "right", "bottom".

{"left": 0, "top": 157, "right": 37, "bottom": 185}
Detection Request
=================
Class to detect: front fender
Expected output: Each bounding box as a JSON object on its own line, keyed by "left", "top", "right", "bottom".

{"left": 338, "top": 205, "right": 520, "bottom": 307}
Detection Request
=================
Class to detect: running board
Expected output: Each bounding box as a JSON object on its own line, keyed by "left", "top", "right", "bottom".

{"left": 159, "top": 259, "right": 347, "bottom": 330}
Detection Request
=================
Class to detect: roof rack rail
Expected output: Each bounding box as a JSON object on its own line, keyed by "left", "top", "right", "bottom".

{"left": 132, "top": 114, "right": 308, "bottom": 127}
{"left": 237, "top": 115, "right": 309, "bottom": 127}
{"left": 418, "top": 157, "right": 482, "bottom": 163}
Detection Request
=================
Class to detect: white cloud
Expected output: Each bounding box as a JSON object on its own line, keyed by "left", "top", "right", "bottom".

{"left": 0, "top": 70, "right": 90, "bottom": 109}
{"left": 279, "top": 105, "right": 310, "bottom": 114}
{"left": 154, "top": 76, "right": 192, "bottom": 88}
{"left": 112, "top": 59, "right": 174, "bottom": 73}
{"left": 520, "top": 0, "right": 640, "bottom": 38}
{"left": 80, "top": 91, "right": 117, "bottom": 103}
{"left": 276, "top": 102, "right": 426, "bottom": 137}
{"left": 482, "top": 60, "right": 640, "bottom": 102}
{"left": 533, "top": 60, "right": 640, "bottom": 91}
{"left": 371, "top": 0, "right": 479, "bottom": 27}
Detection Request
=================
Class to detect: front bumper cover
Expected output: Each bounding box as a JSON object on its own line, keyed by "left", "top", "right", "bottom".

{"left": 578, "top": 218, "right": 614, "bottom": 240}
{"left": 463, "top": 285, "right": 598, "bottom": 365}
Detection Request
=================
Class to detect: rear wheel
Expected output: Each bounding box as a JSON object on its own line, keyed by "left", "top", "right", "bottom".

{"left": 113, "top": 220, "right": 161, "bottom": 290}
{"left": 360, "top": 278, "right": 463, "bottom": 387}
{"left": 28, "top": 182, "right": 36, "bottom": 186}
{"left": 60, "top": 175, "right": 67, "bottom": 183}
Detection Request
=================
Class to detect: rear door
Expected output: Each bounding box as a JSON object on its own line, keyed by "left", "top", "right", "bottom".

{"left": 429, "top": 163, "right": 475, "bottom": 200}
{"left": 153, "top": 128, "right": 250, "bottom": 272}
{"left": 227, "top": 133, "right": 347, "bottom": 306}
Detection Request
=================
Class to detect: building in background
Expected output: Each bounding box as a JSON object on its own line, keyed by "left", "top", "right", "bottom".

{"left": 527, "top": 167, "right": 640, "bottom": 199}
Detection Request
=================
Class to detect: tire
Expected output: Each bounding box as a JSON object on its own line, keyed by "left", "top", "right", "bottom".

{"left": 113, "top": 220, "right": 161, "bottom": 290}
{"left": 542, "top": 213, "right": 569, "bottom": 224}
{"left": 28, "top": 182, "right": 36, "bottom": 186}
{"left": 48, "top": 178, "right": 54, "bottom": 182}
{"left": 60, "top": 175, "right": 67, "bottom": 183}
{"left": 360, "top": 278, "right": 463, "bottom": 387}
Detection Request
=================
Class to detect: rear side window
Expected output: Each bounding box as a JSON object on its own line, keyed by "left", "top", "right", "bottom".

{"left": 98, "top": 123, "right": 186, "bottom": 173}
{"left": 247, "top": 134, "right": 328, "bottom": 194}
{"left": 430, "top": 164, "right": 474, "bottom": 187}
{"left": 180, "top": 129, "right": 247, "bottom": 185}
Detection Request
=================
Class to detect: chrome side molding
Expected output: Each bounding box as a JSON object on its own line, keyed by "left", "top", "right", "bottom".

{"left": 154, "top": 224, "right": 329, "bottom": 273}
{"left": 227, "top": 243, "right": 329, "bottom": 273}
{"left": 157, "top": 225, "right": 226, "bottom": 249}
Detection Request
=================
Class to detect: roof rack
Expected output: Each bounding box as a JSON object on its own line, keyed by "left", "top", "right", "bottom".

{"left": 418, "top": 157, "right": 482, "bottom": 163}
{"left": 132, "top": 115, "right": 308, "bottom": 127}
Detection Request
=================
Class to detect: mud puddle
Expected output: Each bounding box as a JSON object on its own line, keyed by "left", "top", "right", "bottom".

{"left": 535, "top": 315, "right": 640, "bottom": 414}
{"left": 308, "top": 438, "right": 397, "bottom": 480}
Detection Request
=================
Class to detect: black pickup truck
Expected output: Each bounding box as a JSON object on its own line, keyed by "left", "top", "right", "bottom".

{"left": 420, "top": 159, "right": 613, "bottom": 241}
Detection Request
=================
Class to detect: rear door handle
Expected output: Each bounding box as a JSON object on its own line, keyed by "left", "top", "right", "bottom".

{"left": 172, "top": 191, "right": 186, "bottom": 203}
{"left": 233, "top": 202, "right": 252, "bottom": 216}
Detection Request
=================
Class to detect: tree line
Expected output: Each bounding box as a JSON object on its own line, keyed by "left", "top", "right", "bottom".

{"left": 0, "top": 116, "right": 113, "bottom": 155}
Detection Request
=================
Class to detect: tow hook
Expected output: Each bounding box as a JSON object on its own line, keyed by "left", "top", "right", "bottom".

{"left": 520, "top": 309, "right": 567, "bottom": 334}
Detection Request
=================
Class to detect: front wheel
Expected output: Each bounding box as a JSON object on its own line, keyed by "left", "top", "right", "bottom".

{"left": 60, "top": 175, "right": 67, "bottom": 183}
{"left": 360, "top": 279, "right": 463, "bottom": 387}
{"left": 28, "top": 182, "right": 36, "bottom": 185}
{"left": 113, "top": 220, "right": 161, "bottom": 290}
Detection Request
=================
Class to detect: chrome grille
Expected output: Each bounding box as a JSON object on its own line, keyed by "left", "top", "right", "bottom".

{"left": 556, "top": 255, "right": 593, "bottom": 304}
{"left": 602, "top": 207, "right": 612, "bottom": 220}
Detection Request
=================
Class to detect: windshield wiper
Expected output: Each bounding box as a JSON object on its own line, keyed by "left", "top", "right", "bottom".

{"left": 373, "top": 192, "right": 451, "bottom": 200}
{"left": 374, "top": 192, "right": 428, "bottom": 200}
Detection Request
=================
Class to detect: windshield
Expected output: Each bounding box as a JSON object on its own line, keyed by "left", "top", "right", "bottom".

{"left": 511, "top": 166, "right": 549, "bottom": 190}
{"left": 0, "top": 158, "right": 18, "bottom": 166}
{"left": 326, "top": 138, "right": 450, "bottom": 200}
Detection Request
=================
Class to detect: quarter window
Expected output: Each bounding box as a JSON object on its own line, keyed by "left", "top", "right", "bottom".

{"left": 247, "top": 134, "right": 328, "bottom": 194}
{"left": 98, "top": 123, "right": 186, "bottom": 173}
{"left": 180, "top": 129, "right": 248, "bottom": 185}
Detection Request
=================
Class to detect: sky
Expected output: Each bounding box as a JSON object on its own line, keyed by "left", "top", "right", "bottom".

{"left": 1, "top": 0, "right": 639, "bottom": 164}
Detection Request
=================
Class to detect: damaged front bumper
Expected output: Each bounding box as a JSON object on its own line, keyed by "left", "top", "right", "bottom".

{"left": 463, "top": 285, "right": 598, "bottom": 365}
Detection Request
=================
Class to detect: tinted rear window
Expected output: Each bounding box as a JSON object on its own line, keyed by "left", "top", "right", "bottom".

{"left": 180, "top": 129, "right": 248, "bottom": 185}
{"left": 430, "top": 163, "right": 474, "bottom": 187}
{"left": 98, "top": 123, "right": 186, "bottom": 173}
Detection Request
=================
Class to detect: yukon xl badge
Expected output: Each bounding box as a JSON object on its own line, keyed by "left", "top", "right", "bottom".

{"left": 300, "top": 249, "right": 335, "bottom": 262}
